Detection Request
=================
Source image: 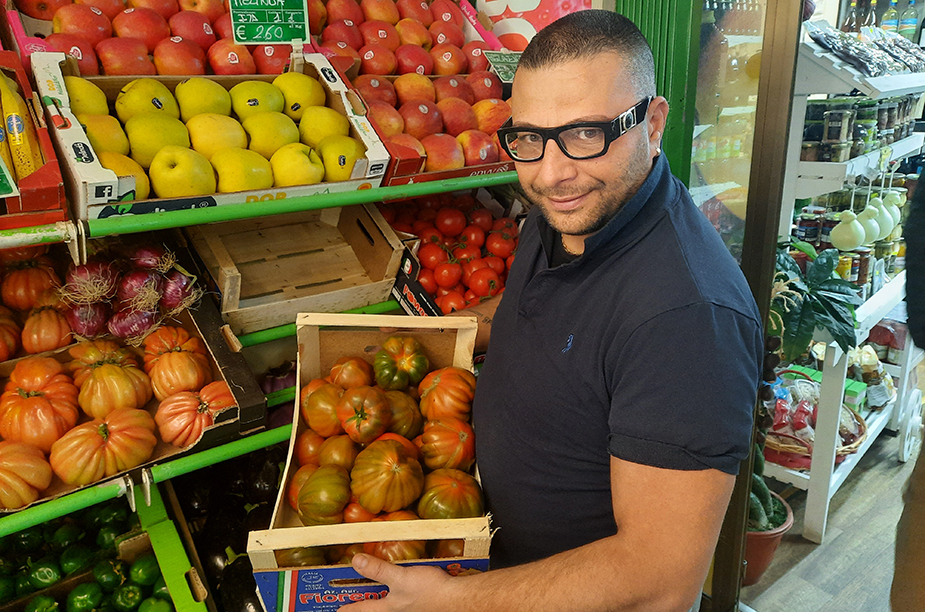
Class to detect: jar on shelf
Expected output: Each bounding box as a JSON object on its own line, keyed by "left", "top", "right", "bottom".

{"left": 803, "top": 121, "right": 825, "bottom": 141}
{"left": 875, "top": 239, "right": 894, "bottom": 263}
{"left": 894, "top": 240, "right": 906, "bottom": 273}
{"left": 829, "top": 188, "right": 852, "bottom": 211}
{"left": 848, "top": 252, "right": 860, "bottom": 283}
{"left": 819, "top": 142, "right": 852, "bottom": 162}
{"left": 823, "top": 109, "right": 856, "bottom": 143}
{"left": 806, "top": 100, "right": 830, "bottom": 121}
{"left": 836, "top": 253, "right": 854, "bottom": 280}
{"left": 801, "top": 141, "right": 822, "bottom": 161}
{"left": 854, "top": 246, "right": 872, "bottom": 286}
{"left": 878, "top": 103, "right": 890, "bottom": 131}
{"left": 856, "top": 99, "right": 879, "bottom": 121}
{"left": 853, "top": 186, "right": 874, "bottom": 210}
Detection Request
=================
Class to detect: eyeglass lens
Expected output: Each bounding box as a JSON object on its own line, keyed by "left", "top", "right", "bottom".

{"left": 504, "top": 126, "right": 607, "bottom": 161}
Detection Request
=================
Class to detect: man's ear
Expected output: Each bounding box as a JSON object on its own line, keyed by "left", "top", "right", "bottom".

{"left": 646, "top": 96, "right": 669, "bottom": 150}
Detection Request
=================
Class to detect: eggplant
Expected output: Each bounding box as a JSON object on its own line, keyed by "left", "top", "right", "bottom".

{"left": 242, "top": 446, "right": 286, "bottom": 505}
{"left": 219, "top": 552, "right": 261, "bottom": 612}
{"left": 244, "top": 503, "right": 273, "bottom": 533}
{"left": 197, "top": 496, "right": 247, "bottom": 591}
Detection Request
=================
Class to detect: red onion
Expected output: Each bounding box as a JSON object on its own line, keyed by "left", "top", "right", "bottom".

{"left": 160, "top": 270, "right": 196, "bottom": 311}
{"left": 259, "top": 360, "right": 297, "bottom": 394}
{"left": 108, "top": 309, "right": 157, "bottom": 339}
{"left": 66, "top": 302, "right": 110, "bottom": 337}
{"left": 62, "top": 260, "right": 119, "bottom": 303}
{"left": 267, "top": 403, "right": 295, "bottom": 429}
{"left": 131, "top": 244, "right": 168, "bottom": 270}
{"left": 117, "top": 269, "right": 164, "bottom": 309}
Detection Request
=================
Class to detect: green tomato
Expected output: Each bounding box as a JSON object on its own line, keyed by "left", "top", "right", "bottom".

{"left": 67, "top": 582, "right": 104, "bottom": 612}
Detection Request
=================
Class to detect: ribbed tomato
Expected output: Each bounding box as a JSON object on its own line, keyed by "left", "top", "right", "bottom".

{"left": 155, "top": 381, "right": 236, "bottom": 448}
{"left": 301, "top": 383, "right": 345, "bottom": 437}
{"left": 335, "top": 386, "right": 392, "bottom": 445}
{"left": 373, "top": 337, "right": 430, "bottom": 391}
{"left": 318, "top": 434, "right": 360, "bottom": 471}
{"left": 417, "top": 468, "right": 484, "bottom": 519}
{"left": 1, "top": 257, "right": 60, "bottom": 311}
{"left": 49, "top": 407, "right": 157, "bottom": 486}
{"left": 0, "top": 441, "right": 53, "bottom": 510}
{"left": 329, "top": 356, "right": 374, "bottom": 389}
{"left": 0, "top": 245, "right": 47, "bottom": 264}
{"left": 419, "top": 417, "right": 475, "bottom": 471}
{"left": 350, "top": 439, "right": 424, "bottom": 514}
{"left": 375, "top": 432, "right": 421, "bottom": 461}
{"left": 343, "top": 501, "right": 378, "bottom": 523}
{"left": 384, "top": 390, "right": 424, "bottom": 439}
{"left": 287, "top": 463, "right": 318, "bottom": 511}
{"left": 69, "top": 340, "right": 153, "bottom": 419}
{"left": 295, "top": 428, "right": 326, "bottom": 466}
{"left": 275, "top": 547, "right": 327, "bottom": 568}
{"left": 428, "top": 539, "right": 465, "bottom": 559}
{"left": 298, "top": 464, "right": 352, "bottom": 526}
{"left": 0, "top": 305, "right": 21, "bottom": 361}
{"left": 143, "top": 326, "right": 212, "bottom": 400}
{"left": 418, "top": 367, "right": 477, "bottom": 422}
{"left": 22, "top": 305, "right": 71, "bottom": 354}
{"left": 364, "top": 510, "right": 426, "bottom": 562}
{"left": 0, "top": 356, "right": 79, "bottom": 453}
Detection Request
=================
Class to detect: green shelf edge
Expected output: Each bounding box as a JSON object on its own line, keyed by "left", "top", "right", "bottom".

{"left": 86, "top": 172, "right": 520, "bottom": 237}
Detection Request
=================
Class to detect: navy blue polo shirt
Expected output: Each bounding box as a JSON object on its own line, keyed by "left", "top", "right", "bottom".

{"left": 472, "top": 154, "right": 763, "bottom": 568}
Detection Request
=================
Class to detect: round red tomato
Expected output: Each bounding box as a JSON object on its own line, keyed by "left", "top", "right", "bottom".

{"left": 468, "top": 208, "right": 493, "bottom": 232}
{"left": 435, "top": 292, "right": 466, "bottom": 314}
{"left": 412, "top": 220, "right": 434, "bottom": 235}
{"left": 483, "top": 256, "right": 505, "bottom": 276}
{"left": 434, "top": 263, "right": 463, "bottom": 288}
{"left": 418, "top": 226, "right": 445, "bottom": 245}
{"left": 459, "top": 225, "right": 485, "bottom": 249}
{"left": 485, "top": 232, "right": 517, "bottom": 259}
{"left": 462, "top": 257, "right": 490, "bottom": 285}
{"left": 417, "top": 268, "right": 437, "bottom": 295}
{"left": 452, "top": 244, "right": 481, "bottom": 263}
{"left": 417, "top": 207, "right": 437, "bottom": 222}
{"left": 435, "top": 208, "right": 467, "bottom": 237}
{"left": 287, "top": 463, "right": 318, "bottom": 511}
{"left": 492, "top": 217, "right": 519, "bottom": 236}
{"left": 301, "top": 383, "right": 345, "bottom": 437}
{"left": 295, "top": 428, "right": 325, "bottom": 466}
{"left": 418, "top": 243, "right": 449, "bottom": 270}
{"left": 468, "top": 268, "right": 504, "bottom": 298}
{"left": 344, "top": 501, "right": 378, "bottom": 523}
{"left": 377, "top": 204, "right": 396, "bottom": 224}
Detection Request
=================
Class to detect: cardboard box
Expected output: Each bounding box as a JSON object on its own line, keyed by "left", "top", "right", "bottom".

{"left": 29, "top": 51, "right": 390, "bottom": 222}
{"left": 247, "top": 313, "right": 489, "bottom": 612}
{"left": 0, "top": 0, "right": 53, "bottom": 74}
{"left": 185, "top": 204, "right": 404, "bottom": 335}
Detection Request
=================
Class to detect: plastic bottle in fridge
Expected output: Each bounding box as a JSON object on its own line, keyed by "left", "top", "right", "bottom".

{"left": 882, "top": 0, "right": 900, "bottom": 31}
{"left": 899, "top": 0, "right": 918, "bottom": 39}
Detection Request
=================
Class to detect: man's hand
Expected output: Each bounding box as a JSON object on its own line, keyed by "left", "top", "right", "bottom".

{"left": 338, "top": 554, "right": 454, "bottom": 611}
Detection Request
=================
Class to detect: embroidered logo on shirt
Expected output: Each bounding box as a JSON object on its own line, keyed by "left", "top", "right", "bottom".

{"left": 562, "top": 334, "right": 574, "bottom": 353}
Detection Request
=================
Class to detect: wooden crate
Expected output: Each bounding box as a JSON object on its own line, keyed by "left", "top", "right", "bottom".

{"left": 186, "top": 205, "right": 404, "bottom": 335}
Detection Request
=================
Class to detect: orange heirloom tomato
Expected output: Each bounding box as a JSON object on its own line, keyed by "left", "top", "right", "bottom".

{"left": 418, "top": 366, "right": 476, "bottom": 422}
{"left": 0, "top": 441, "right": 53, "bottom": 510}
{"left": 1, "top": 257, "right": 60, "bottom": 311}
{"left": 350, "top": 439, "right": 424, "bottom": 514}
{"left": 0, "top": 245, "right": 47, "bottom": 264}
{"left": 155, "top": 381, "right": 236, "bottom": 448}
{"left": 375, "top": 432, "right": 421, "bottom": 461}
{"left": 143, "top": 326, "right": 212, "bottom": 400}
{"left": 69, "top": 340, "right": 153, "bottom": 419}
{"left": 295, "top": 428, "right": 326, "bottom": 466}
{"left": 49, "top": 407, "right": 157, "bottom": 486}
{"left": 287, "top": 463, "right": 319, "bottom": 511}
{"left": 329, "top": 356, "right": 374, "bottom": 389}
{"left": 301, "top": 383, "right": 345, "bottom": 437}
{"left": 384, "top": 390, "right": 424, "bottom": 439}
{"left": 0, "top": 356, "right": 79, "bottom": 453}
{"left": 22, "top": 307, "right": 71, "bottom": 355}
{"left": 298, "top": 464, "right": 352, "bottom": 526}
{"left": 419, "top": 417, "right": 475, "bottom": 472}
{"left": 318, "top": 434, "right": 360, "bottom": 471}
{"left": 0, "top": 305, "right": 21, "bottom": 361}
{"left": 417, "top": 468, "right": 484, "bottom": 520}
{"left": 343, "top": 501, "right": 378, "bottom": 523}
{"left": 364, "top": 510, "right": 426, "bottom": 562}
{"left": 335, "top": 386, "right": 392, "bottom": 445}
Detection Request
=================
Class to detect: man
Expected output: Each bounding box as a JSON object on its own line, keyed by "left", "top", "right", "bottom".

{"left": 343, "top": 10, "right": 762, "bottom": 611}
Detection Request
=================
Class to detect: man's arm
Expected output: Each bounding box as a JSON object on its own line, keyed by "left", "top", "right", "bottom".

{"left": 448, "top": 298, "right": 499, "bottom": 353}
{"left": 342, "top": 457, "right": 734, "bottom": 612}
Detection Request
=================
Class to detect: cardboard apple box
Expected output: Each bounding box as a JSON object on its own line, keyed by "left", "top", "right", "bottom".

{"left": 0, "top": 0, "right": 54, "bottom": 74}
{"left": 30, "top": 51, "right": 390, "bottom": 222}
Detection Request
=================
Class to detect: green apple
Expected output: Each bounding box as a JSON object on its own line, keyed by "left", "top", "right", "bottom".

{"left": 316, "top": 134, "right": 365, "bottom": 182}
{"left": 115, "top": 78, "right": 180, "bottom": 124}
{"left": 77, "top": 113, "right": 130, "bottom": 156}
{"left": 175, "top": 77, "right": 233, "bottom": 122}
{"left": 186, "top": 113, "right": 247, "bottom": 160}
{"left": 272, "top": 72, "right": 326, "bottom": 121}
{"left": 298, "top": 106, "right": 350, "bottom": 149}
{"left": 243, "top": 111, "right": 299, "bottom": 159}
{"left": 149, "top": 146, "right": 216, "bottom": 198}
{"left": 269, "top": 143, "right": 325, "bottom": 187}
{"left": 229, "top": 80, "right": 284, "bottom": 122}
{"left": 124, "top": 114, "right": 190, "bottom": 168}
{"left": 210, "top": 148, "right": 273, "bottom": 193}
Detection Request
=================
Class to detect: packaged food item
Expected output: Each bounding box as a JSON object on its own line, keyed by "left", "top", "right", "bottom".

{"left": 801, "top": 141, "right": 822, "bottom": 161}
{"left": 823, "top": 109, "right": 856, "bottom": 142}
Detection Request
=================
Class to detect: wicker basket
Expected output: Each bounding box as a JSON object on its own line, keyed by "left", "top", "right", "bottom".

{"left": 763, "top": 369, "right": 868, "bottom": 470}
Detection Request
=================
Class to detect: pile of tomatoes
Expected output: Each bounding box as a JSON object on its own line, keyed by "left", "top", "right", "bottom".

{"left": 287, "top": 336, "right": 483, "bottom": 565}
{"left": 378, "top": 194, "right": 519, "bottom": 314}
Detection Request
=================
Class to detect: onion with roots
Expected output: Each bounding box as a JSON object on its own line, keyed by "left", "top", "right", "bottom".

{"left": 66, "top": 302, "right": 111, "bottom": 338}
{"left": 260, "top": 360, "right": 297, "bottom": 395}
{"left": 117, "top": 269, "right": 164, "bottom": 312}
{"left": 60, "top": 260, "right": 119, "bottom": 304}
{"left": 130, "top": 244, "right": 175, "bottom": 273}
{"left": 160, "top": 269, "right": 202, "bottom": 312}
{"left": 107, "top": 309, "right": 158, "bottom": 341}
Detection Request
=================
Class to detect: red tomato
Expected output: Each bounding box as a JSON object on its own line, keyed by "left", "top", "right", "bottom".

{"left": 506, "top": 254, "right": 515, "bottom": 271}
{"left": 464, "top": 289, "right": 477, "bottom": 303}
{"left": 397, "top": 210, "right": 417, "bottom": 226}
{"left": 486, "top": 231, "right": 517, "bottom": 259}
{"left": 468, "top": 268, "right": 504, "bottom": 298}
{"left": 417, "top": 207, "right": 437, "bottom": 222}
{"left": 483, "top": 256, "right": 505, "bottom": 275}
{"left": 418, "top": 226, "right": 445, "bottom": 245}
{"left": 378, "top": 205, "right": 396, "bottom": 224}
{"left": 417, "top": 268, "right": 437, "bottom": 295}
{"left": 459, "top": 225, "right": 485, "bottom": 249}
{"left": 416, "top": 195, "right": 443, "bottom": 209}
{"left": 418, "top": 243, "right": 449, "bottom": 270}
{"left": 435, "top": 208, "right": 467, "bottom": 237}
{"left": 492, "top": 217, "right": 519, "bottom": 237}
{"left": 412, "top": 220, "right": 435, "bottom": 235}
{"left": 462, "top": 257, "right": 490, "bottom": 285}
{"left": 468, "top": 208, "right": 493, "bottom": 232}
{"left": 436, "top": 292, "right": 466, "bottom": 314}
{"left": 392, "top": 222, "right": 413, "bottom": 234}
{"left": 452, "top": 244, "right": 481, "bottom": 263}
{"left": 435, "top": 283, "right": 466, "bottom": 298}
{"left": 434, "top": 262, "right": 463, "bottom": 288}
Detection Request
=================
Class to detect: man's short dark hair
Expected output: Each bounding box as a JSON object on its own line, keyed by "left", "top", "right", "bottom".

{"left": 517, "top": 9, "right": 656, "bottom": 98}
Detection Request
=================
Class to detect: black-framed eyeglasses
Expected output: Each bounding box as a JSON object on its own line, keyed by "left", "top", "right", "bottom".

{"left": 496, "top": 97, "right": 652, "bottom": 162}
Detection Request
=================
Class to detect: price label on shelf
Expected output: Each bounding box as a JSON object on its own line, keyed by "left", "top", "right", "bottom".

{"left": 229, "top": 0, "right": 308, "bottom": 45}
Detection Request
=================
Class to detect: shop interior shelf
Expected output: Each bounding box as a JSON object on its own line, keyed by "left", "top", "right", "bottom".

{"left": 883, "top": 347, "right": 925, "bottom": 379}
{"left": 795, "top": 133, "right": 925, "bottom": 199}
{"left": 854, "top": 270, "right": 907, "bottom": 344}
{"left": 795, "top": 40, "right": 925, "bottom": 99}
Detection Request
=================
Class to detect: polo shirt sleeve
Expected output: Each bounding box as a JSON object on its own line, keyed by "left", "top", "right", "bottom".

{"left": 606, "top": 302, "right": 761, "bottom": 475}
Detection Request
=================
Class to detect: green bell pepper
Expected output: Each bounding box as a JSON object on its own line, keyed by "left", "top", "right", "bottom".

{"left": 0, "top": 575, "right": 16, "bottom": 604}
{"left": 25, "top": 594, "right": 59, "bottom": 612}
{"left": 14, "top": 526, "right": 46, "bottom": 555}
{"left": 67, "top": 582, "right": 104, "bottom": 612}
{"left": 96, "top": 527, "right": 121, "bottom": 552}
{"left": 93, "top": 559, "right": 127, "bottom": 593}
{"left": 137, "top": 597, "right": 172, "bottom": 612}
{"left": 60, "top": 545, "right": 96, "bottom": 577}
{"left": 0, "top": 555, "right": 20, "bottom": 577}
{"left": 50, "top": 524, "right": 85, "bottom": 552}
{"left": 150, "top": 577, "right": 169, "bottom": 602}
{"left": 88, "top": 503, "right": 129, "bottom": 533}
{"left": 28, "top": 558, "right": 62, "bottom": 590}
{"left": 15, "top": 571, "right": 37, "bottom": 598}
{"left": 128, "top": 555, "right": 160, "bottom": 588}
{"left": 111, "top": 584, "right": 144, "bottom": 612}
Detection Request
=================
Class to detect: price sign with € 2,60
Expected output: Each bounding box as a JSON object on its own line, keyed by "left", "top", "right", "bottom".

{"left": 229, "top": 0, "right": 308, "bottom": 44}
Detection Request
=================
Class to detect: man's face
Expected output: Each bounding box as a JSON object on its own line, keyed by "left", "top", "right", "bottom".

{"left": 510, "top": 52, "right": 665, "bottom": 240}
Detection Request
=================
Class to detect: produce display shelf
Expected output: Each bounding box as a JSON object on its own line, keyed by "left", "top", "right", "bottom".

{"left": 85, "top": 172, "right": 520, "bottom": 238}
{"left": 795, "top": 40, "right": 925, "bottom": 99}
{"left": 266, "top": 387, "right": 296, "bottom": 408}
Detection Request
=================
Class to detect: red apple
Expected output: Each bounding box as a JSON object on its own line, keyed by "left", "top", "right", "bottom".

{"left": 428, "top": 21, "right": 463, "bottom": 48}
{"left": 153, "top": 35, "right": 206, "bottom": 74}
{"left": 321, "top": 20, "right": 364, "bottom": 50}
{"left": 253, "top": 44, "right": 289, "bottom": 74}
{"left": 467, "top": 71, "right": 502, "bottom": 101}
{"left": 393, "top": 72, "right": 435, "bottom": 105}
{"left": 178, "top": 0, "right": 223, "bottom": 23}
{"left": 387, "top": 132, "right": 425, "bottom": 156}
{"left": 44, "top": 33, "right": 100, "bottom": 76}
{"left": 352, "top": 74, "right": 397, "bottom": 107}
{"left": 317, "top": 41, "right": 361, "bottom": 62}
{"left": 429, "top": 0, "right": 464, "bottom": 27}
{"left": 96, "top": 36, "right": 157, "bottom": 75}
{"left": 17, "top": 0, "right": 70, "bottom": 20}
{"left": 168, "top": 10, "right": 215, "bottom": 51}
{"left": 358, "top": 43, "right": 396, "bottom": 75}
{"left": 207, "top": 38, "right": 256, "bottom": 74}
{"left": 462, "top": 40, "right": 490, "bottom": 72}
{"left": 213, "top": 11, "right": 232, "bottom": 38}
{"left": 471, "top": 98, "right": 511, "bottom": 135}
{"left": 394, "top": 18, "right": 431, "bottom": 49}
{"left": 75, "top": 0, "right": 125, "bottom": 20}
{"left": 359, "top": 20, "right": 400, "bottom": 51}
{"left": 492, "top": 131, "right": 512, "bottom": 162}
{"left": 420, "top": 133, "right": 464, "bottom": 171}
{"left": 53, "top": 5, "right": 112, "bottom": 48}
{"left": 113, "top": 8, "right": 171, "bottom": 54}
{"left": 395, "top": 44, "right": 432, "bottom": 75}
{"left": 308, "top": 0, "right": 326, "bottom": 35}
{"left": 325, "top": 0, "right": 364, "bottom": 25}
{"left": 429, "top": 43, "right": 466, "bottom": 75}
{"left": 433, "top": 75, "right": 474, "bottom": 104}
{"left": 367, "top": 99, "right": 404, "bottom": 137}
{"left": 127, "top": 0, "right": 177, "bottom": 19}
{"left": 360, "top": 0, "right": 398, "bottom": 24}
{"left": 398, "top": 99, "right": 442, "bottom": 140}
{"left": 456, "top": 129, "right": 498, "bottom": 166}
{"left": 436, "top": 97, "right": 476, "bottom": 137}
{"left": 395, "top": 0, "right": 432, "bottom": 26}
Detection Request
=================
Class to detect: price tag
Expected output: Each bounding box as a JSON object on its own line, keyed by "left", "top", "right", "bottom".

{"left": 229, "top": 0, "right": 309, "bottom": 45}
{"left": 484, "top": 51, "right": 521, "bottom": 84}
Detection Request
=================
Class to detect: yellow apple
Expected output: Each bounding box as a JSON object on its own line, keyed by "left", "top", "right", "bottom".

{"left": 272, "top": 72, "right": 326, "bottom": 121}
{"left": 316, "top": 134, "right": 365, "bottom": 182}
{"left": 64, "top": 76, "right": 109, "bottom": 116}
{"left": 269, "top": 143, "right": 325, "bottom": 187}
{"left": 148, "top": 146, "right": 216, "bottom": 198}
{"left": 243, "top": 111, "right": 299, "bottom": 159}
{"left": 210, "top": 148, "right": 273, "bottom": 193}
{"left": 299, "top": 106, "right": 350, "bottom": 149}
{"left": 186, "top": 113, "right": 247, "bottom": 160}
{"left": 175, "top": 77, "right": 233, "bottom": 122}
{"left": 77, "top": 113, "right": 130, "bottom": 156}
{"left": 229, "top": 80, "right": 284, "bottom": 122}
{"left": 97, "top": 151, "right": 150, "bottom": 200}
{"left": 115, "top": 78, "right": 180, "bottom": 124}
{"left": 124, "top": 114, "right": 190, "bottom": 168}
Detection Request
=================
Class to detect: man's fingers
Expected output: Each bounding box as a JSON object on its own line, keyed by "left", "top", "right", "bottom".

{"left": 352, "top": 553, "right": 402, "bottom": 585}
